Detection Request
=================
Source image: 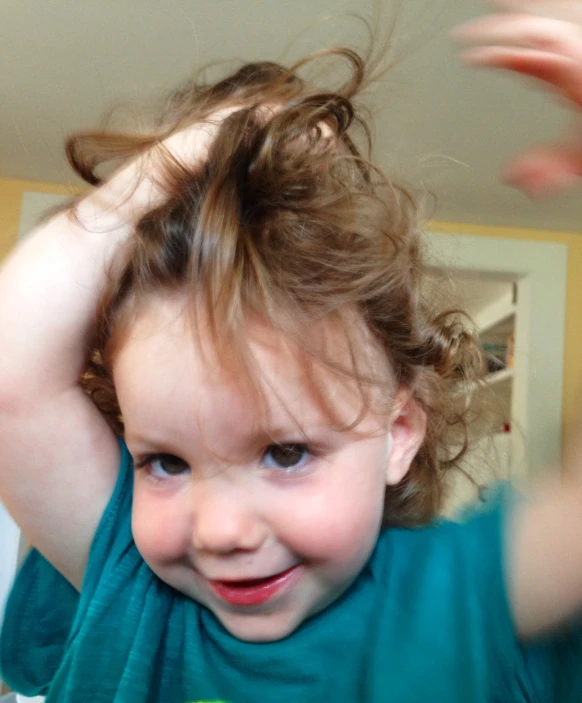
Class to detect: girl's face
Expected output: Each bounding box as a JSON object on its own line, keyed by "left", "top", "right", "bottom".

{"left": 113, "top": 295, "right": 425, "bottom": 642}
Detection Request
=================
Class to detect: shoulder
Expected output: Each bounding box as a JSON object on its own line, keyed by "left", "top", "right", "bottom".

{"left": 374, "top": 485, "right": 513, "bottom": 582}
{"left": 0, "top": 439, "right": 155, "bottom": 695}
{"left": 370, "top": 486, "right": 516, "bottom": 650}
{"left": 347, "top": 487, "right": 534, "bottom": 700}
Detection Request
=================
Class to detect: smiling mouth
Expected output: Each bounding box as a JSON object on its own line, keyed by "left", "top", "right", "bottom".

{"left": 205, "top": 565, "right": 301, "bottom": 606}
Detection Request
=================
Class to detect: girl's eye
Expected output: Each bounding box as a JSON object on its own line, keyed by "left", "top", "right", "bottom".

{"left": 262, "top": 443, "right": 311, "bottom": 472}
{"left": 141, "top": 454, "right": 189, "bottom": 479}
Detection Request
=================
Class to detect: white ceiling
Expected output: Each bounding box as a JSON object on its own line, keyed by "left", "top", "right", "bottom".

{"left": 3, "top": 0, "right": 582, "bottom": 232}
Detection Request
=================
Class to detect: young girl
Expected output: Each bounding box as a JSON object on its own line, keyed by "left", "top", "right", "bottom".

{"left": 1, "top": 2, "right": 582, "bottom": 701}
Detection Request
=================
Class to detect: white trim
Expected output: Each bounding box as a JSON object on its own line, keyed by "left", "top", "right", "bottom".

{"left": 0, "top": 504, "right": 21, "bottom": 632}
{"left": 486, "top": 367, "right": 514, "bottom": 387}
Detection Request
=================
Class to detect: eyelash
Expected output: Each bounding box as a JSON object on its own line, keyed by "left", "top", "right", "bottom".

{"left": 134, "top": 443, "right": 318, "bottom": 480}
{"left": 134, "top": 454, "right": 188, "bottom": 479}
{"left": 262, "top": 443, "right": 315, "bottom": 473}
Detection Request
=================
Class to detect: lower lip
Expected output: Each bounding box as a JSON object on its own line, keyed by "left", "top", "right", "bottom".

{"left": 207, "top": 565, "right": 301, "bottom": 606}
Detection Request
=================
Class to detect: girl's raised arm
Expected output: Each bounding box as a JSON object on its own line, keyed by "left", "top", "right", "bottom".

{"left": 453, "top": 0, "right": 582, "bottom": 637}
{"left": 0, "top": 113, "right": 233, "bottom": 590}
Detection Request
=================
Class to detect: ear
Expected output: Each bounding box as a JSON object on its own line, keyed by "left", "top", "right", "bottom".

{"left": 385, "top": 389, "right": 427, "bottom": 486}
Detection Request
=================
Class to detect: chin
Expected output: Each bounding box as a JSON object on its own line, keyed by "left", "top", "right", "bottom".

{"left": 215, "top": 609, "right": 306, "bottom": 643}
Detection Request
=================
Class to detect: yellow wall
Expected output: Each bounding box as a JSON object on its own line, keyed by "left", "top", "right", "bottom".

{"left": 0, "top": 178, "right": 79, "bottom": 260}
{"left": 1, "top": 178, "right": 580, "bottom": 445}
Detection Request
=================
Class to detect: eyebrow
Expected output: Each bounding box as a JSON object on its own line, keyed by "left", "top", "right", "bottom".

{"left": 124, "top": 422, "right": 332, "bottom": 452}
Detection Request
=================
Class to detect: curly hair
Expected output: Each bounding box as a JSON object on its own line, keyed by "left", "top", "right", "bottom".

{"left": 69, "top": 46, "right": 485, "bottom": 527}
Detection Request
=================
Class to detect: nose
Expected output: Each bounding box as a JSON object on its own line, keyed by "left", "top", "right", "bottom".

{"left": 190, "top": 476, "right": 267, "bottom": 555}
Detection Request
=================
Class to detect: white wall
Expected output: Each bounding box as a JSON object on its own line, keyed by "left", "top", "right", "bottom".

{"left": 0, "top": 504, "right": 21, "bottom": 632}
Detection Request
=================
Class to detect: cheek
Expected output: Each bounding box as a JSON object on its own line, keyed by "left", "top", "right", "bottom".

{"left": 131, "top": 486, "right": 190, "bottom": 564}
{"left": 275, "top": 458, "right": 386, "bottom": 570}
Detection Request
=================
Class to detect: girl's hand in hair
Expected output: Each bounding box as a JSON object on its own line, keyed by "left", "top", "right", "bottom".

{"left": 452, "top": 0, "right": 582, "bottom": 197}
{"left": 75, "top": 106, "right": 245, "bottom": 231}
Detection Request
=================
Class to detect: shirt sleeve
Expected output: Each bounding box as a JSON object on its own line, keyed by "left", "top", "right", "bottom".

{"left": 0, "top": 438, "right": 133, "bottom": 697}
{"left": 428, "top": 485, "right": 582, "bottom": 702}
{"left": 474, "top": 486, "right": 582, "bottom": 702}
{"left": 512, "top": 613, "right": 582, "bottom": 701}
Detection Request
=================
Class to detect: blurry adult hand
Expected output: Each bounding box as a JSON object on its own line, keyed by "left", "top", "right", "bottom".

{"left": 452, "top": 0, "right": 582, "bottom": 197}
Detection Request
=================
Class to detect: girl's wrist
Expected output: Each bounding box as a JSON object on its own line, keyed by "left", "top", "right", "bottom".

{"left": 74, "top": 156, "right": 162, "bottom": 235}
{"left": 73, "top": 107, "right": 243, "bottom": 235}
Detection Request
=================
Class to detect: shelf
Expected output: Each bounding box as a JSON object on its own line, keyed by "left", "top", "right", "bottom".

{"left": 468, "top": 366, "right": 513, "bottom": 396}
{"left": 485, "top": 367, "right": 513, "bottom": 387}
{"left": 474, "top": 290, "right": 515, "bottom": 335}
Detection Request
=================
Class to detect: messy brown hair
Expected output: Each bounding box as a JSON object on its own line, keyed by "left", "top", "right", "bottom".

{"left": 69, "top": 46, "right": 485, "bottom": 527}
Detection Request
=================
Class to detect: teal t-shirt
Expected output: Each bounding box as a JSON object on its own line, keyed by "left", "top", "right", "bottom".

{"left": 1, "top": 440, "right": 581, "bottom": 703}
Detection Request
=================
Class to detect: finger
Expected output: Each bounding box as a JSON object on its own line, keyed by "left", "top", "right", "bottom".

{"left": 452, "top": 14, "right": 582, "bottom": 53}
{"left": 504, "top": 143, "right": 582, "bottom": 196}
{"left": 459, "top": 46, "right": 582, "bottom": 105}
{"left": 156, "top": 106, "right": 248, "bottom": 167}
{"left": 488, "top": 0, "right": 582, "bottom": 24}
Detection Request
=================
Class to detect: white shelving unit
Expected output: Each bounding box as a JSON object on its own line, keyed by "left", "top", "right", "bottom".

{"left": 486, "top": 367, "right": 514, "bottom": 387}
{"left": 474, "top": 287, "right": 516, "bottom": 335}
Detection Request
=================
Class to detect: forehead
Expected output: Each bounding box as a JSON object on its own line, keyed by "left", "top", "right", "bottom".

{"left": 111, "top": 295, "right": 388, "bottom": 444}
